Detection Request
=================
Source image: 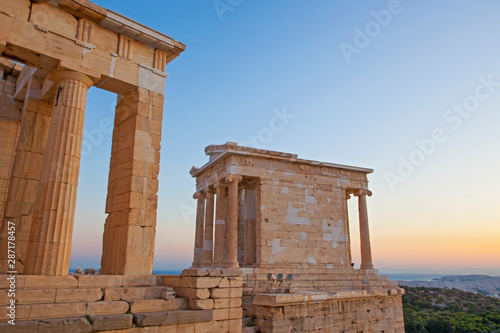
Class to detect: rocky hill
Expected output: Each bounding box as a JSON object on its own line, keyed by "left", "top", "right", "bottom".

{"left": 399, "top": 275, "right": 500, "bottom": 298}
{"left": 403, "top": 286, "right": 500, "bottom": 332}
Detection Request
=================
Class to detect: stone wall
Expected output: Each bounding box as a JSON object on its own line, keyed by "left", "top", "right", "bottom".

{"left": 164, "top": 268, "right": 244, "bottom": 333}
{"left": 0, "top": 272, "right": 244, "bottom": 332}
{"left": 247, "top": 290, "right": 405, "bottom": 333}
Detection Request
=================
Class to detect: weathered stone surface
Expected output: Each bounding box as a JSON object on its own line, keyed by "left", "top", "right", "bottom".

{"left": 88, "top": 313, "right": 134, "bottom": 331}
{"left": 29, "top": 302, "right": 87, "bottom": 320}
{"left": 21, "top": 276, "right": 78, "bottom": 289}
{"left": 210, "top": 287, "right": 242, "bottom": 299}
{"left": 76, "top": 275, "right": 123, "bottom": 288}
{"left": 55, "top": 288, "right": 103, "bottom": 303}
{"left": 175, "top": 287, "right": 210, "bottom": 300}
{"left": 213, "top": 307, "right": 242, "bottom": 321}
{"left": 134, "top": 311, "right": 169, "bottom": 327}
{"left": 87, "top": 300, "right": 130, "bottom": 315}
{"left": 129, "top": 298, "right": 186, "bottom": 313}
{"left": 37, "top": 317, "right": 92, "bottom": 333}
{"left": 161, "top": 310, "right": 212, "bottom": 326}
{"left": 188, "top": 298, "right": 214, "bottom": 310}
{"left": 0, "top": 320, "right": 38, "bottom": 332}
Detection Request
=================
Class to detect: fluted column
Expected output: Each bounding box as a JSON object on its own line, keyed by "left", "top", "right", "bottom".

{"left": 213, "top": 181, "right": 226, "bottom": 267}
{"left": 224, "top": 174, "right": 242, "bottom": 268}
{"left": 24, "top": 71, "right": 93, "bottom": 275}
{"left": 202, "top": 187, "right": 215, "bottom": 266}
{"left": 192, "top": 192, "right": 205, "bottom": 267}
{"left": 355, "top": 189, "right": 374, "bottom": 269}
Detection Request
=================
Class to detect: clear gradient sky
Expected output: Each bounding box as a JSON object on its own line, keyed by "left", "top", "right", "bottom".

{"left": 69, "top": 0, "right": 500, "bottom": 275}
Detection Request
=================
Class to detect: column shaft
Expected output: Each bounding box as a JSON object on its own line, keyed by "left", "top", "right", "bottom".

{"left": 212, "top": 183, "right": 226, "bottom": 267}
{"left": 224, "top": 174, "right": 241, "bottom": 268}
{"left": 357, "top": 191, "right": 374, "bottom": 269}
{"left": 202, "top": 189, "right": 214, "bottom": 266}
{"left": 191, "top": 192, "right": 205, "bottom": 267}
{"left": 0, "top": 82, "right": 52, "bottom": 273}
{"left": 24, "top": 71, "right": 93, "bottom": 275}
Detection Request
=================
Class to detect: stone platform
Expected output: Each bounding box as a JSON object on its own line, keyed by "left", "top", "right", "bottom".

{"left": 248, "top": 289, "right": 405, "bottom": 333}
{"left": 0, "top": 271, "right": 243, "bottom": 332}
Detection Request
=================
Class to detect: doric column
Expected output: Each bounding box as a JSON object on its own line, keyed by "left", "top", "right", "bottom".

{"left": 0, "top": 77, "right": 52, "bottom": 273}
{"left": 202, "top": 187, "right": 215, "bottom": 266}
{"left": 191, "top": 192, "right": 205, "bottom": 267}
{"left": 355, "top": 189, "right": 374, "bottom": 269}
{"left": 212, "top": 181, "right": 226, "bottom": 267}
{"left": 224, "top": 174, "right": 242, "bottom": 268}
{"left": 24, "top": 71, "right": 93, "bottom": 275}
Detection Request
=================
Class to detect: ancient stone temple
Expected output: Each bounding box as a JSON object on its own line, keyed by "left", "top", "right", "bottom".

{"left": 0, "top": 0, "right": 404, "bottom": 332}
{"left": 189, "top": 142, "right": 405, "bottom": 332}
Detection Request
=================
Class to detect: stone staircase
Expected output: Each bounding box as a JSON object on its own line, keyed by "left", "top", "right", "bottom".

{"left": 242, "top": 305, "right": 259, "bottom": 333}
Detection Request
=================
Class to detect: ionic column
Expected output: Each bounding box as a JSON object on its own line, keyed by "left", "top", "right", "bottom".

{"left": 344, "top": 192, "right": 353, "bottom": 267}
{"left": 224, "top": 174, "right": 242, "bottom": 268}
{"left": 24, "top": 71, "right": 93, "bottom": 275}
{"left": 192, "top": 192, "right": 205, "bottom": 267}
{"left": 212, "top": 181, "right": 226, "bottom": 267}
{"left": 202, "top": 187, "right": 215, "bottom": 266}
{"left": 355, "top": 189, "right": 374, "bottom": 269}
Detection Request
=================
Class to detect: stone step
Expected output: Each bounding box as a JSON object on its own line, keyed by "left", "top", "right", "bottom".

{"left": 0, "top": 286, "right": 176, "bottom": 305}
{"left": 129, "top": 298, "right": 187, "bottom": 313}
{"left": 0, "top": 274, "right": 164, "bottom": 290}
{"left": 0, "top": 309, "right": 214, "bottom": 332}
{"left": 133, "top": 309, "right": 212, "bottom": 327}
{"left": 103, "top": 286, "right": 174, "bottom": 301}
{"left": 242, "top": 316, "right": 251, "bottom": 326}
{"left": 243, "top": 326, "right": 260, "bottom": 333}
{"left": 0, "top": 300, "right": 132, "bottom": 322}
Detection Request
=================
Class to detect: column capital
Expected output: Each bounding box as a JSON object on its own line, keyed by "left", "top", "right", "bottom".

{"left": 203, "top": 187, "right": 216, "bottom": 195}
{"left": 354, "top": 189, "right": 372, "bottom": 197}
{"left": 214, "top": 180, "right": 227, "bottom": 189}
{"left": 193, "top": 191, "right": 205, "bottom": 200}
{"left": 53, "top": 70, "right": 94, "bottom": 88}
{"left": 226, "top": 174, "right": 243, "bottom": 183}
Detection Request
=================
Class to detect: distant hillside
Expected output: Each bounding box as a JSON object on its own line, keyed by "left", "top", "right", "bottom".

{"left": 400, "top": 275, "right": 500, "bottom": 298}
{"left": 403, "top": 286, "right": 500, "bottom": 333}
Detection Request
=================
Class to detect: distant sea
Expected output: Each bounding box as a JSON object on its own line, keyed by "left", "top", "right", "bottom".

{"left": 383, "top": 273, "right": 443, "bottom": 281}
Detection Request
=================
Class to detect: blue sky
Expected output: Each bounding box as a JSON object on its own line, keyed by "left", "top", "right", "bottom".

{"left": 71, "top": 0, "right": 500, "bottom": 274}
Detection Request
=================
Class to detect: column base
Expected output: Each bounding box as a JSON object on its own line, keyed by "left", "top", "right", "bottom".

{"left": 223, "top": 262, "right": 239, "bottom": 268}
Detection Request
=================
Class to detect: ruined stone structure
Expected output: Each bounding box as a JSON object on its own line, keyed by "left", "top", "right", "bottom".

{"left": 0, "top": 1, "right": 244, "bottom": 332}
{"left": 190, "top": 143, "right": 405, "bottom": 332}
{"left": 0, "top": 1, "right": 404, "bottom": 332}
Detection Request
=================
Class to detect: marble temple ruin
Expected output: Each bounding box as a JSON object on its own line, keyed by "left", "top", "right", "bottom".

{"left": 0, "top": 0, "right": 404, "bottom": 332}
